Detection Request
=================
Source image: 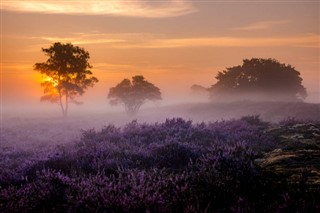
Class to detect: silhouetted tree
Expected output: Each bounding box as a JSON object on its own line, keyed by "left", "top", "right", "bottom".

{"left": 190, "top": 84, "right": 209, "bottom": 101}
{"left": 108, "top": 75, "right": 161, "bottom": 114}
{"left": 34, "top": 42, "right": 98, "bottom": 117}
{"left": 209, "top": 58, "right": 307, "bottom": 101}
{"left": 190, "top": 84, "right": 209, "bottom": 94}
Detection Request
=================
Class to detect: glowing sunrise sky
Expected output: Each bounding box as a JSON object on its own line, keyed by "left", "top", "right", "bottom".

{"left": 1, "top": 0, "right": 319, "bottom": 113}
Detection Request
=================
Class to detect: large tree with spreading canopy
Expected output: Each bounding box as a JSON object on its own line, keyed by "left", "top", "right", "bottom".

{"left": 209, "top": 58, "right": 307, "bottom": 101}
{"left": 34, "top": 42, "right": 98, "bottom": 117}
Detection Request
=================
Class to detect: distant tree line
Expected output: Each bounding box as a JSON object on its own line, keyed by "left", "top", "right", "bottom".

{"left": 34, "top": 43, "right": 307, "bottom": 117}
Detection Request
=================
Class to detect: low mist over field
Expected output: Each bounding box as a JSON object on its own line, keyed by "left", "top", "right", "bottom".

{"left": 2, "top": 100, "right": 319, "bottom": 154}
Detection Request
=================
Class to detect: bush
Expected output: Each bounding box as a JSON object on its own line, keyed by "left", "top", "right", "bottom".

{"left": 0, "top": 118, "right": 319, "bottom": 212}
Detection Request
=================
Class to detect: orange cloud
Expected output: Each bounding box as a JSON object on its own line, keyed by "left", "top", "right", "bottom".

{"left": 31, "top": 36, "right": 125, "bottom": 45}
{"left": 27, "top": 33, "right": 320, "bottom": 49}
{"left": 1, "top": 62, "right": 33, "bottom": 73}
{"left": 2, "top": 0, "right": 196, "bottom": 18}
{"left": 234, "top": 20, "right": 290, "bottom": 31}
{"left": 115, "top": 34, "right": 320, "bottom": 49}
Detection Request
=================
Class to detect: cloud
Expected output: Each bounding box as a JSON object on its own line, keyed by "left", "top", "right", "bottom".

{"left": 25, "top": 32, "right": 161, "bottom": 48}
{"left": 1, "top": 62, "right": 33, "bottom": 72}
{"left": 234, "top": 20, "right": 290, "bottom": 31}
{"left": 93, "top": 63, "right": 135, "bottom": 73}
{"left": 115, "top": 34, "right": 320, "bottom": 49}
{"left": 2, "top": 0, "right": 196, "bottom": 18}
{"left": 18, "top": 33, "right": 320, "bottom": 50}
{"left": 31, "top": 35, "right": 126, "bottom": 45}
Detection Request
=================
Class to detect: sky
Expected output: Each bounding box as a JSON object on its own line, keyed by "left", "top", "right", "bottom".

{"left": 1, "top": 0, "right": 319, "bottom": 114}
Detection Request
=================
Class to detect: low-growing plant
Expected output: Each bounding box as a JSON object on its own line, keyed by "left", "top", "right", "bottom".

{"left": 0, "top": 118, "right": 319, "bottom": 212}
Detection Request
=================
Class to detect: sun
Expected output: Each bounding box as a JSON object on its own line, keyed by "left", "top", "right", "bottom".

{"left": 42, "top": 75, "right": 58, "bottom": 87}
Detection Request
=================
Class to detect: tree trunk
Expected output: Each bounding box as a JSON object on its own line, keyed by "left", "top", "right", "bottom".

{"left": 58, "top": 75, "right": 67, "bottom": 118}
{"left": 65, "top": 90, "right": 69, "bottom": 117}
{"left": 59, "top": 89, "right": 66, "bottom": 117}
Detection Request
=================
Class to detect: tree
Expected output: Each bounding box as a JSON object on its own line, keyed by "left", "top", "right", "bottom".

{"left": 209, "top": 58, "right": 307, "bottom": 101}
{"left": 190, "top": 84, "right": 209, "bottom": 101}
{"left": 190, "top": 84, "right": 209, "bottom": 96}
{"left": 34, "top": 42, "right": 98, "bottom": 117}
{"left": 108, "top": 75, "right": 161, "bottom": 114}
{"left": 190, "top": 84, "right": 208, "bottom": 94}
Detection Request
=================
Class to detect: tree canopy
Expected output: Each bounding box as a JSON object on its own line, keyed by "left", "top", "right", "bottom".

{"left": 34, "top": 42, "right": 98, "bottom": 117}
{"left": 108, "top": 75, "right": 161, "bottom": 114}
{"left": 209, "top": 58, "right": 307, "bottom": 101}
{"left": 190, "top": 84, "right": 208, "bottom": 94}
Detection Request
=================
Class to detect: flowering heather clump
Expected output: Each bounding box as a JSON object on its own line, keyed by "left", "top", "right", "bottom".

{"left": 0, "top": 117, "right": 319, "bottom": 212}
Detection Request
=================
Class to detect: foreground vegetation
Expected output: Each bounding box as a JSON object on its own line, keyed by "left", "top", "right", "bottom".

{"left": 0, "top": 116, "right": 319, "bottom": 212}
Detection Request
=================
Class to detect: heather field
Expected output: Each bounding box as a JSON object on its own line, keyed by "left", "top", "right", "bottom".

{"left": 1, "top": 102, "right": 320, "bottom": 212}
{"left": 2, "top": 0, "right": 319, "bottom": 212}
